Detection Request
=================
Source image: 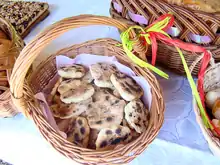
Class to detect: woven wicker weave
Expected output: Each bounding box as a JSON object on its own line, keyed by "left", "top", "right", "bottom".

{"left": 110, "top": 0, "right": 220, "bottom": 75}
{"left": 0, "top": 17, "right": 24, "bottom": 117}
{"left": 9, "top": 15, "right": 165, "bottom": 164}
{"left": 192, "top": 57, "right": 220, "bottom": 157}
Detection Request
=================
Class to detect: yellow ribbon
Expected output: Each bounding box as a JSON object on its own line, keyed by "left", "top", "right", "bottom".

{"left": 176, "top": 47, "right": 212, "bottom": 129}
{"left": 120, "top": 15, "right": 174, "bottom": 79}
{"left": 120, "top": 26, "right": 169, "bottom": 79}
{"left": 120, "top": 13, "right": 175, "bottom": 79}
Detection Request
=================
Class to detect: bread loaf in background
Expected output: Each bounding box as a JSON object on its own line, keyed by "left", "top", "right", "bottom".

{"left": 163, "top": 0, "right": 220, "bottom": 13}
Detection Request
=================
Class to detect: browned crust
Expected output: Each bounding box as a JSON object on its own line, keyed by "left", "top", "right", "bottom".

{"left": 21, "top": 9, "right": 50, "bottom": 38}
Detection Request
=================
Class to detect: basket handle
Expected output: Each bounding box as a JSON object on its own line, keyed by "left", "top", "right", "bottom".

{"left": 9, "top": 15, "right": 147, "bottom": 115}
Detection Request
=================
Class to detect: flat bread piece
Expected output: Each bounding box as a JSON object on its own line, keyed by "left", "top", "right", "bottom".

{"left": 58, "top": 64, "right": 86, "bottom": 79}
{"left": 50, "top": 98, "right": 92, "bottom": 119}
{"left": 86, "top": 89, "right": 126, "bottom": 129}
{"left": 124, "top": 100, "right": 148, "bottom": 133}
{"left": 110, "top": 72, "right": 143, "bottom": 101}
{"left": 60, "top": 83, "right": 95, "bottom": 104}
{"left": 58, "top": 79, "right": 81, "bottom": 95}
{"left": 96, "top": 125, "right": 131, "bottom": 151}
{"left": 67, "top": 117, "right": 90, "bottom": 148}
{"left": 90, "top": 63, "right": 117, "bottom": 89}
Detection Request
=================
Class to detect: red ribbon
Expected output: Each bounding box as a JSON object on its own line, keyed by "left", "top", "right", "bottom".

{"left": 142, "top": 14, "right": 220, "bottom": 135}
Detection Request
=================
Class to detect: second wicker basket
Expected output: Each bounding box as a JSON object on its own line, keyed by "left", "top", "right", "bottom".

{"left": 110, "top": 0, "right": 220, "bottom": 76}
{"left": 0, "top": 17, "right": 24, "bottom": 117}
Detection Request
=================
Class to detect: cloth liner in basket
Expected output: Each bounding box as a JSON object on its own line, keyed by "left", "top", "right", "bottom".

{"left": 0, "top": 17, "right": 24, "bottom": 117}
{"left": 110, "top": 0, "right": 220, "bottom": 75}
{"left": 9, "top": 15, "right": 165, "bottom": 164}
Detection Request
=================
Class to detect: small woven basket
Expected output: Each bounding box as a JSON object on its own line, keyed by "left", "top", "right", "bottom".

{"left": 0, "top": 17, "right": 24, "bottom": 117}
{"left": 9, "top": 15, "right": 165, "bottom": 164}
{"left": 110, "top": 0, "right": 220, "bottom": 75}
{"left": 191, "top": 55, "right": 220, "bottom": 157}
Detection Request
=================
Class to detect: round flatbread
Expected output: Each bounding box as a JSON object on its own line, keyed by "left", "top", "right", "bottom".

{"left": 58, "top": 64, "right": 85, "bottom": 79}
{"left": 124, "top": 100, "right": 148, "bottom": 133}
{"left": 67, "top": 117, "right": 90, "bottom": 148}
{"left": 58, "top": 79, "right": 81, "bottom": 95}
{"left": 110, "top": 72, "right": 143, "bottom": 101}
{"left": 50, "top": 98, "right": 92, "bottom": 119}
{"left": 90, "top": 63, "right": 117, "bottom": 88}
{"left": 60, "top": 83, "right": 95, "bottom": 104}
{"left": 86, "top": 89, "right": 126, "bottom": 130}
{"left": 96, "top": 125, "right": 131, "bottom": 151}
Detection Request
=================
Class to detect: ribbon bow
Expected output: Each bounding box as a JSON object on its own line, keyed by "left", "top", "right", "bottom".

{"left": 120, "top": 13, "right": 217, "bottom": 132}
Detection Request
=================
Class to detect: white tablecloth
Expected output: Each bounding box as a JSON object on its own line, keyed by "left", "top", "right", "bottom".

{"left": 0, "top": 0, "right": 220, "bottom": 164}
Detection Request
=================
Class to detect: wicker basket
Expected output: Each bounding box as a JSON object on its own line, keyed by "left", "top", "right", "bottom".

{"left": 192, "top": 56, "right": 220, "bottom": 157}
{"left": 0, "top": 17, "right": 24, "bottom": 117}
{"left": 110, "top": 0, "right": 220, "bottom": 75}
{"left": 9, "top": 15, "right": 165, "bottom": 164}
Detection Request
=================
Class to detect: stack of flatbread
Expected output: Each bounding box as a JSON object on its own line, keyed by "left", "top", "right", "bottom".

{"left": 48, "top": 63, "right": 149, "bottom": 150}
